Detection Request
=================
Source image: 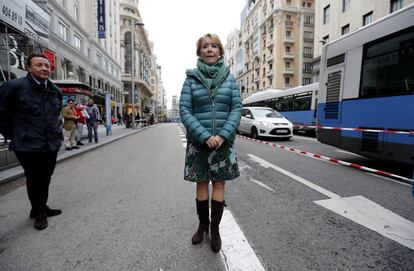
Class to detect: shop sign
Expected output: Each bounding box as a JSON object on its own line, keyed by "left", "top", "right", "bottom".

{"left": 0, "top": 0, "right": 49, "bottom": 45}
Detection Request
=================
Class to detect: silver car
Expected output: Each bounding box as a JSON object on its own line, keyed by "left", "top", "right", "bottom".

{"left": 238, "top": 107, "right": 293, "bottom": 139}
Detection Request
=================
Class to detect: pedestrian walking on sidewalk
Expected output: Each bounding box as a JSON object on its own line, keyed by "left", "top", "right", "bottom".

{"left": 179, "top": 33, "right": 242, "bottom": 253}
{"left": 63, "top": 99, "right": 80, "bottom": 150}
{"left": 74, "top": 103, "right": 88, "bottom": 146}
{"left": 0, "top": 54, "right": 64, "bottom": 230}
{"left": 85, "top": 98, "right": 100, "bottom": 143}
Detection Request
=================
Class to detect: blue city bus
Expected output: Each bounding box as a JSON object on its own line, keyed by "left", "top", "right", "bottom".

{"left": 242, "top": 83, "right": 319, "bottom": 134}
{"left": 317, "top": 5, "right": 414, "bottom": 166}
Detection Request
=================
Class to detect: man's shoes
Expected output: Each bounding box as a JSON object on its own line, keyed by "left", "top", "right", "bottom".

{"left": 34, "top": 213, "right": 48, "bottom": 230}
{"left": 65, "top": 147, "right": 72, "bottom": 150}
{"left": 30, "top": 207, "right": 62, "bottom": 219}
{"left": 72, "top": 146, "right": 80, "bottom": 149}
{"left": 77, "top": 141, "right": 84, "bottom": 146}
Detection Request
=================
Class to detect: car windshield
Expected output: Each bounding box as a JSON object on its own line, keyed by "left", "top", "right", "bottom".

{"left": 252, "top": 108, "right": 283, "bottom": 118}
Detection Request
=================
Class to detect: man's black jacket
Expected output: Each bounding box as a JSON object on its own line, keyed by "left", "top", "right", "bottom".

{"left": 0, "top": 74, "right": 63, "bottom": 152}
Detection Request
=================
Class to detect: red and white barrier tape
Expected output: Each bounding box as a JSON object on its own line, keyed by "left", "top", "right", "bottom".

{"left": 238, "top": 135, "right": 414, "bottom": 184}
{"left": 293, "top": 125, "right": 414, "bottom": 135}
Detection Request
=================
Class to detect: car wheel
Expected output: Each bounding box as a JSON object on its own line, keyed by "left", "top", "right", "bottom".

{"left": 251, "top": 127, "right": 259, "bottom": 139}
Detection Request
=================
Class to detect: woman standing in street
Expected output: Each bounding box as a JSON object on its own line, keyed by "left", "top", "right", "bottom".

{"left": 179, "top": 33, "right": 242, "bottom": 253}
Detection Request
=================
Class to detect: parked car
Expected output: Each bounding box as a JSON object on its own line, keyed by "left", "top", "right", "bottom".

{"left": 238, "top": 107, "right": 293, "bottom": 139}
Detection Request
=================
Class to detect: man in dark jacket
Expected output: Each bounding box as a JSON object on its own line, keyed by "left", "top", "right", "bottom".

{"left": 0, "top": 54, "right": 63, "bottom": 230}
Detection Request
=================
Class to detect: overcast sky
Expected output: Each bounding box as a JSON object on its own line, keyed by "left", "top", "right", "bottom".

{"left": 139, "top": 0, "right": 247, "bottom": 108}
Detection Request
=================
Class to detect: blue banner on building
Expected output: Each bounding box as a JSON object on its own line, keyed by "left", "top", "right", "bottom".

{"left": 97, "top": 0, "right": 105, "bottom": 38}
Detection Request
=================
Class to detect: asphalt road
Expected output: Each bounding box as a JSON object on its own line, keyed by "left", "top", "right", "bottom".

{"left": 0, "top": 123, "right": 413, "bottom": 270}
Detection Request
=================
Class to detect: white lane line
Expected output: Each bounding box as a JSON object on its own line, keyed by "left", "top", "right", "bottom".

{"left": 315, "top": 196, "right": 414, "bottom": 251}
{"left": 248, "top": 154, "right": 414, "bottom": 251}
{"left": 367, "top": 173, "right": 411, "bottom": 187}
{"left": 250, "top": 178, "right": 275, "bottom": 193}
{"left": 220, "top": 209, "right": 266, "bottom": 271}
{"left": 334, "top": 149, "right": 363, "bottom": 157}
{"left": 247, "top": 154, "right": 340, "bottom": 199}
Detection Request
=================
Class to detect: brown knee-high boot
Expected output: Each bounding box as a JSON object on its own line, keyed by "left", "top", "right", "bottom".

{"left": 210, "top": 199, "right": 225, "bottom": 253}
{"left": 192, "top": 199, "right": 210, "bottom": 245}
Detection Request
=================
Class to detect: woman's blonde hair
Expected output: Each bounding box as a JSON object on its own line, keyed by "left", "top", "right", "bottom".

{"left": 196, "top": 33, "right": 225, "bottom": 58}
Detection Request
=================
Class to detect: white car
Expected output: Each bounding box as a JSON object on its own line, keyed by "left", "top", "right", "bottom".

{"left": 238, "top": 107, "right": 293, "bottom": 139}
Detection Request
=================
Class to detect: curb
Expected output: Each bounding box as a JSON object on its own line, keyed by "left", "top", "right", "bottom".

{"left": 0, "top": 127, "right": 150, "bottom": 185}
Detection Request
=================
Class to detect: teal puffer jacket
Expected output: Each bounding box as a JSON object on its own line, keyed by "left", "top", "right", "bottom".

{"left": 179, "top": 69, "right": 242, "bottom": 144}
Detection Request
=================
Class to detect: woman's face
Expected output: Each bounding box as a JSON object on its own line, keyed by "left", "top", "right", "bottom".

{"left": 199, "top": 38, "right": 221, "bottom": 65}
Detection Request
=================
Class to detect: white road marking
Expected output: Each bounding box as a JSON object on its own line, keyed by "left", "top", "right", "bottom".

{"left": 315, "top": 196, "right": 414, "bottom": 250}
{"left": 247, "top": 154, "right": 340, "bottom": 199}
{"left": 249, "top": 178, "right": 275, "bottom": 193}
{"left": 220, "top": 209, "right": 266, "bottom": 271}
{"left": 248, "top": 154, "right": 414, "bottom": 251}
{"left": 367, "top": 173, "right": 411, "bottom": 187}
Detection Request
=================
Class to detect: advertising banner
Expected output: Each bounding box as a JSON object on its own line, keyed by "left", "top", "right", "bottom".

{"left": 43, "top": 49, "right": 56, "bottom": 72}
{"left": 0, "top": 0, "right": 50, "bottom": 45}
{"left": 97, "top": 0, "right": 106, "bottom": 38}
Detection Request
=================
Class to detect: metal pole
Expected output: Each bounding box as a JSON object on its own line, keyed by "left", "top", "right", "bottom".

{"left": 130, "top": 26, "right": 135, "bottom": 129}
{"left": 5, "top": 26, "right": 10, "bottom": 81}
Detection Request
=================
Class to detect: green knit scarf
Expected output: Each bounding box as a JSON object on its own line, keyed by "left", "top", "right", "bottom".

{"left": 196, "top": 58, "right": 229, "bottom": 92}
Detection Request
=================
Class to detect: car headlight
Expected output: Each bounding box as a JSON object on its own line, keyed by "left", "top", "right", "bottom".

{"left": 258, "top": 122, "right": 273, "bottom": 127}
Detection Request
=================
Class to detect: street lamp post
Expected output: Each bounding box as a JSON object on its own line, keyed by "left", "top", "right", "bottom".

{"left": 130, "top": 22, "right": 144, "bottom": 129}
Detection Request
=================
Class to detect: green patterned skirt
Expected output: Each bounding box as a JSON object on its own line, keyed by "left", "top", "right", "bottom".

{"left": 184, "top": 142, "right": 240, "bottom": 182}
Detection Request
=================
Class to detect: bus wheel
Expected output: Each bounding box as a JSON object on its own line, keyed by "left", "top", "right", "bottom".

{"left": 251, "top": 127, "right": 259, "bottom": 139}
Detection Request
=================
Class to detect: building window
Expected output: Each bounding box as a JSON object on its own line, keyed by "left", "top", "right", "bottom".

{"left": 287, "top": 0, "right": 291, "bottom": 5}
{"left": 390, "top": 0, "right": 403, "bottom": 13}
{"left": 96, "top": 53, "right": 101, "bottom": 66}
{"left": 286, "top": 46, "right": 291, "bottom": 53}
{"left": 74, "top": 3, "right": 79, "bottom": 20}
{"left": 304, "top": 15, "right": 314, "bottom": 25}
{"left": 363, "top": 11, "right": 373, "bottom": 26}
{"left": 342, "top": 24, "right": 350, "bottom": 35}
{"left": 304, "top": 31, "right": 313, "bottom": 42}
{"left": 286, "top": 30, "right": 291, "bottom": 38}
{"left": 285, "top": 62, "right": 290, "bottom": 68}
{"left": 323, "top": 5, "right": 330, "bottom": 24}
{"left": 58, "top": 22, "right": 67, "bottom": 41}
{"left": 303, "top": 78, "right": 312, "bottom": 85}
{"left": 285, "top": 77, "right": 290, "bottom": 85}
{"left": 304, "top": 62, "right": 312, "bottom": 71}
{"left": 74, "top": 35, "right": 82, "bottom": 50}
{"left": 303, "top": 47, "right": 313, "bottom": 58}
{"left": 342, "top": 0, "right": 350, "bottom": 12}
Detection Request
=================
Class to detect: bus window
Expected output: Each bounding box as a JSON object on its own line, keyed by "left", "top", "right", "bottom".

{"left": 279, "top": 96, "right": 293, "bottom": 111}
{"left": 293, "top": 92, "right": 312, "bottom": 111}
{"left": 360, "top": 26, "right": 414, "bottom": 97}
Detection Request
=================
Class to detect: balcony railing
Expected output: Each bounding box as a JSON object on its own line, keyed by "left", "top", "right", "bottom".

{"left": 283, "top": 53, "right": 294, "bottom": 59}
{"left": 284, "top": 37, "right": 294, "bottom": 43}
{"left": 266, "top": 70, "right": 273, "bottom": 77}
{"left": 283, "top": 68, "right": 294, "bottom": 75}
{"left": 285, "top": 21, "right": 293, "bottom": 27}
{"left": 266, "top": 54, "right": 274, "bottom": 62}
{"left": 303, "top": 53, "right": 313, "bottom": 59}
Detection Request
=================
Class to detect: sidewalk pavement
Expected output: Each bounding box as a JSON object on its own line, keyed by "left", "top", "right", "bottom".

{"left": 0, "top": 124, "right": 149, "bottom": 185}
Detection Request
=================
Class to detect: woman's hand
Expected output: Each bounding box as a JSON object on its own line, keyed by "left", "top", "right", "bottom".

{"left": 213, "top": 135, "right": 225, "bottom": 150}
{"left": 205, "top": 136, "right": 219, "bottom": 149}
